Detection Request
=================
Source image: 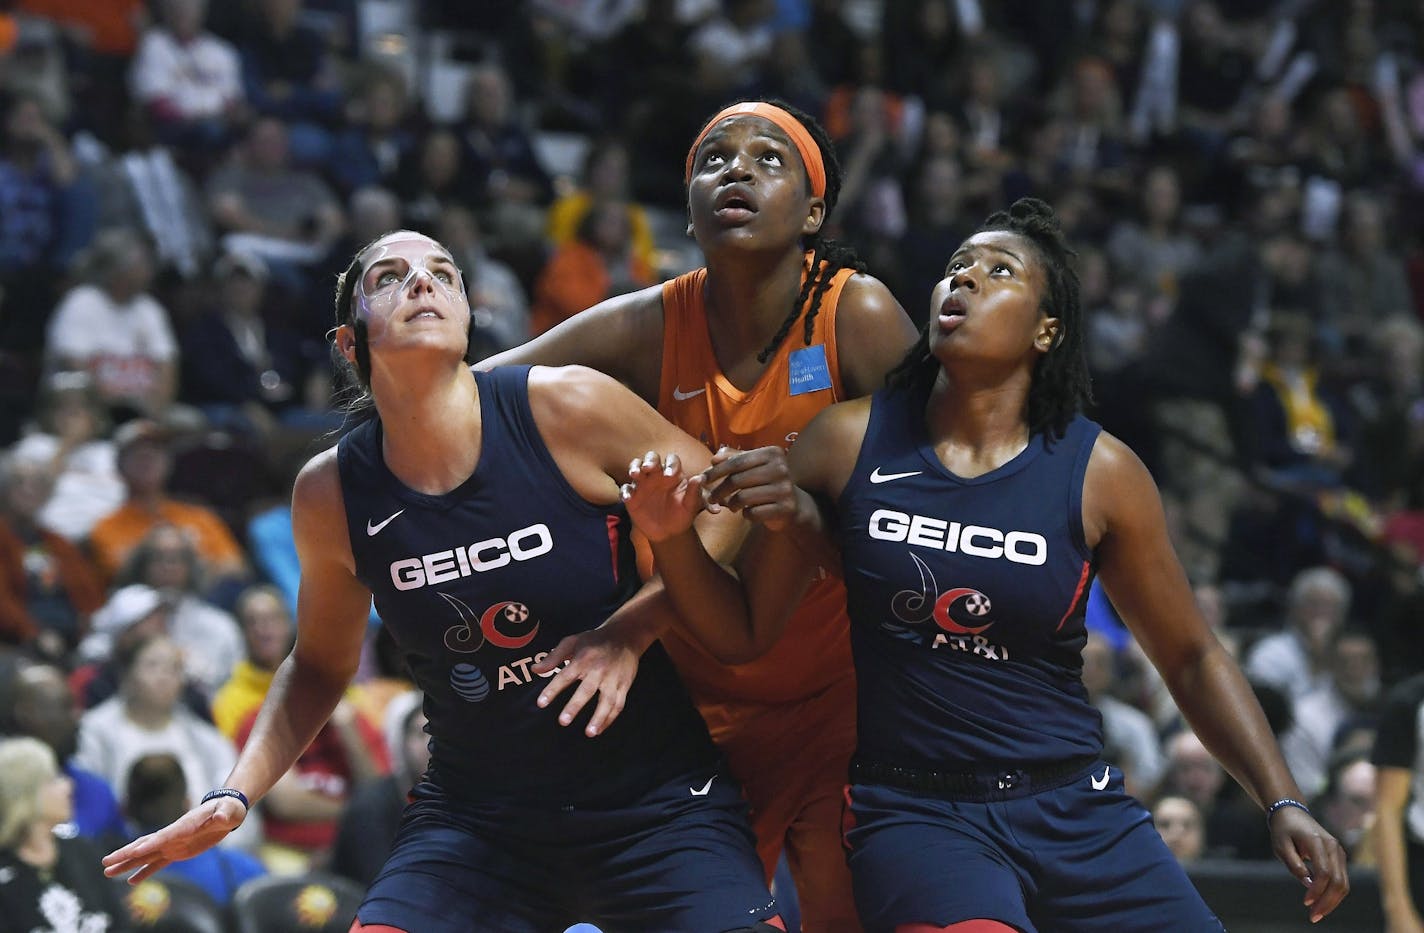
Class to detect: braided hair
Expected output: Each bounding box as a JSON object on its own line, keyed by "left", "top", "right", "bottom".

{"left": 886, "top": 198, "right": 1093, "bottom": 440}
{"left": 694, "top": 99, "right": 868, "bottom": 364}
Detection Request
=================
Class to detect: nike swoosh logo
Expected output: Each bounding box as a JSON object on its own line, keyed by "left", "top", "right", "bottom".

{"left": 690, "top": 775, "right": 716, "bottom": 796}
{"left": 869, "top": 467, "right": 922, "bottom": 484}
{"left": 1090, "top": 766, "right": 1110, "bottom": 791}
{"left": 366, "top": 509, "right": 405, "bottom": 536}
{"left": 672, "top": 386, "right": 707, "bottom": 401}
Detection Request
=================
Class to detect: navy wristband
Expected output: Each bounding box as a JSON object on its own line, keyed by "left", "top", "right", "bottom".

{"left": 201, "top": 788, "right": 250, "bottom": 811}
{"left": 1266, "top": 797, "right": 1309, "bottom": 822}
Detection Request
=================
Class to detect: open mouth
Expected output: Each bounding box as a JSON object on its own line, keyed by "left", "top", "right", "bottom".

{"left": 714, "top": 186, "right": 758, "bottom": 217}
{"left": 405, "top": 306, "right": 443, "bottom": 322}
{"left": 938, "top": 295, "right": 967, "bottom": 330}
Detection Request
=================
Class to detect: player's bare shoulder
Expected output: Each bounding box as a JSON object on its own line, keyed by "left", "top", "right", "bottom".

{"left": 790, "top": 396, "right": 874, "bottom": 498}
{"left": 291, "top": 444, "right": 356, "bottom": 568}
{"left": 833, "top": 273, "right": 918, "bottom": 396}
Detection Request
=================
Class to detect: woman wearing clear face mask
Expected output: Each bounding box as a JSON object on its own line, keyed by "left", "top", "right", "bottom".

{"left": 104, "top": 231, "right": 784, "bottom": 933}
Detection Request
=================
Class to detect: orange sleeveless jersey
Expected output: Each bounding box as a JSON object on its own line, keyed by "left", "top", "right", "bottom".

{"left": 655, "top": 256, "right": 855, "bottom": 706}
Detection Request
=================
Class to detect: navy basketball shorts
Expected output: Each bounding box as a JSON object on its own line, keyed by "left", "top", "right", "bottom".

{"left": 354, "top": 763, "right": 778, "bottom": 932}
{"left": 842, "top": 762, "right": 1224, "bottom": 933}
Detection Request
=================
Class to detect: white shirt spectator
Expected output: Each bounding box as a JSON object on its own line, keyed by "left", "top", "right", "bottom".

{"left": 130, "top": 28, "right": 242, "bottom": 121}
{"left": 1098, "top": 694, "right": 1168, "bottom": 794}
{"left": 1245, "top": 630, "right": 1329, "bottom": 701}
{"left": 44, "top": 284, "right": 177, "bottom": 404}
{"left": 1281, "top": 684, "right": 1351, "bottom": 798}
{"left": 9, "top": 433, "right": 126, "bottom": 542}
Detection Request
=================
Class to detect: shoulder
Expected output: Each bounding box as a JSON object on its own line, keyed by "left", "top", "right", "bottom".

{"left": 290, "top": 447, "right": 351, "bottom": 552}
{"left": 527, "top": 364, "right": 638, "bottom": 421}
{"left": 1082, "top": 430, "right": 1157, "bottom": 543}
{"left": 831, "top": 273, "right": 918, "bottom": 397}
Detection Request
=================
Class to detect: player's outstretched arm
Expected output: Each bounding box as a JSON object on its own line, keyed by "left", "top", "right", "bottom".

{"left": 1088, "top": 432, "right": 1349, "bottom": 923}
{"left": 104, "top": 451, "right": 373, "bottom": 882}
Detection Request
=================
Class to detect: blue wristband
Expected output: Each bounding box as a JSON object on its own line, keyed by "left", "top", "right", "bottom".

{"left": 1266, "top": 797, "right": 1309, "bottom": 822}
{"left": 200, "top": 788, "right": 250, "bottom": 811}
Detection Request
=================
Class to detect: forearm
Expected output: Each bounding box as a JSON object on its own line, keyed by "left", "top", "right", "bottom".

{"left": 648, "top": 529, "right": 759, "bottom": 663}
{"left": 221, "top": 653, "right": 349, "bottom": 803}
{"left": 595, "top": 579, "right": 672, "bottom": 653}
{"left": 1377, "top": 801, "right": 1421, "bottom": 922}
{"left": 1165, "top": 641, "right": 1302, "bottom": 809}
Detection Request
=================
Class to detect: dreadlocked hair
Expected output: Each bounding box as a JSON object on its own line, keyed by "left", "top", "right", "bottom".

{"left": 738, "top": 99, "right": 867, "bottom": 364}
{"left": 886, "top": 197, "right": 1093, "bottom": 441}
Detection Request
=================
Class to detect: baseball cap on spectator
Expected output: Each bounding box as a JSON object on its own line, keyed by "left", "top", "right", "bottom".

{"left": 213, "top": 249, "right": 268, "bottom": 281}
{"left": 93, "top": 584, "right": 166, "bottom": 636}
{"left": 114, "top": 419, "right": 170, "bottom": 456}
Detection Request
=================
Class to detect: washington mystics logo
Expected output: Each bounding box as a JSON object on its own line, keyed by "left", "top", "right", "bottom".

{"left": 884, "top": 554, "right": 996, "bottom": 641}
{"left": 440, "top": 592, "right": 540, "bottom": 702}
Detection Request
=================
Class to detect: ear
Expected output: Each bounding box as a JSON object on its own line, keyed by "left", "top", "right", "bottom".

{"left": 334, "top": 323, "right": 358, "bottom": 365}
{"left": 802, "top": 197, "right": 827, "bottom": 237}
{"left": 1035, "top": 317, "right": 1061, "bottom": 353}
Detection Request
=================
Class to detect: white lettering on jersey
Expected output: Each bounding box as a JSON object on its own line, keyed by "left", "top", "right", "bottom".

{"left": 496, "top": 652, "right": 563, "bottom": 691}
{"left": 391, "top": 523, "right": 555, "bottom": 590}
{"left": 868, "top": 509, "right": 1046, "bottom": 565}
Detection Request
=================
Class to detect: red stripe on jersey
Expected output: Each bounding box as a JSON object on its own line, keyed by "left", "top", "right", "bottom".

{"left": 606, "top": 514, "right": 621, "bottom": 583}
{"left": 1054, "top": 560, "right": 1092, "bottom": 632}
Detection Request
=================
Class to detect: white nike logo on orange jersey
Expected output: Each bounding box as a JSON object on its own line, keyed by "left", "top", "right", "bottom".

{"left": 672, "top": 386, "right": 707, "bottom": 401}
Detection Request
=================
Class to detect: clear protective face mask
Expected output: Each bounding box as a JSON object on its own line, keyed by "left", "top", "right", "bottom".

{"left": 356, "top": 246, "right": 467, "bottom": 320}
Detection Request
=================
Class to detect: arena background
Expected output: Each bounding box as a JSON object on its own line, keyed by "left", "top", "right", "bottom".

{"left": 0, "top": 1, "right": 1420, "bottom": 930}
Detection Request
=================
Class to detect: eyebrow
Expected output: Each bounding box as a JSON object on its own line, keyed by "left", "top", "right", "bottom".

{"left": 698, "top": 128, "right": 792, "bottom": 154}
{"left": 951, "top": 244, "right": 1026, "bottom": 267}
{"left": 365, "top": 252, "right": 458, "bottom": 275}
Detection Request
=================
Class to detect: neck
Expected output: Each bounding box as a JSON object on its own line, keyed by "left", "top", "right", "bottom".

{"left": 923, "top": 365, "right": 1033, "bottom": 475}
{"left": 371, "top": 361, "right": 482, "bottom": 495}
{"left": 16, "top": 824, "right": 58, "bottom": 869}
{"left": 127, "top": 489, "right": 164, "bottom": 510}
{"left": 702, "top": 247, "right": 809, "bottom": 358}
{"left": 125, "top": 699, "right": 174, "bottom": 730}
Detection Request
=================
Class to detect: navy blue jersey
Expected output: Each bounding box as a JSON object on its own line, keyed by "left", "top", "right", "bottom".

{"left": 837, "top": 386, "right": 1104, "bottom": 768}
{"left": 337, "top": 366, "right": 715, "bottom": 807}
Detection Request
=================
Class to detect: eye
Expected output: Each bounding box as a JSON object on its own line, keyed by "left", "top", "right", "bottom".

{"left": 760, "top": 151, "right": 784, "bottom": 166}
{"left": 702, "top": 152, "right": 725, "bottom": 169}
{"left": 991, "top": 263, "right": 1012, "bottom": 275}
{"left": 434, "top": 269, "right": 456, "bottom": 284}
{"left": 947, "top": 260, "right": 966, "bottom": 273}
{"left": 376, "top": 270, "right": 401, "bottom": 286}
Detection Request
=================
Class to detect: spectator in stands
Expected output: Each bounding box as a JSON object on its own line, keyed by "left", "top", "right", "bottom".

{"left": 178, "top": 249, "right": 317, "bottom": 435}
{"left": 437, "top": 205, "right": 530, "bottom": 355}
{"left": 395, "top": 129, "right": 479, "bottom": 231}
{"left": 895, "top": 154, "right": 971, "bottom": 328}
{"left": 459, "top": 61, "right": 553, "bottom": 251}
{"left": 331, "top": 690, "right": 426, "bottom": 887}
{"left": 1157, "top": 728, "right": 1268, "bottom": 859}
{"left": 72, "top": 583, "right": 209, "bottom": 718}
{"left": 74, "top": 634, "right": 237, "bottom": 810}
{"left": 546, "top": 139, "right": 657, "bottom": 275}
{"left": 206, "top": 117, "right": 344, "bottom": 273}
{"left": 43, "top": 230, "right": 177, "bottom": 421}
{"left": 1104, "top": 163, "right": 1201, "bottom": 317}
{"left": 233, "top": 688, "right": 387, "bottom": 871}
{"left": 122, "top": 752, "right": 265, "bottom": 904}
{"left": 0, "top": 91, "right": 90, "bottom": 360}
{"left": 1373, "top": 671, "right": 1424, "bottom": 930}
{"left": 1281, "top": 627, "right": 1381, "bottom": 798}
{"left": 129, "top": 0, "right": 245, "bottom": 153}
{"left": 9, "top": 664, "right": 126, "bottom": 843}
{"left": 1314, "top": 193, "right": 1413, "bottom": 353}
{"left": 0, "top": 737, "right": 128, "bottom": 931}
{"left": 1245, "top": 565, "right": 1353, "bottom": 701}
{"left": 326, "top": 63, "right": 414, "bottom": 196}
{"left": 114, "top": 523, "right": 244, "bottom": 698}
{"left": 1153, "top": 795, "right": 1206, "bottom": 865}
{"left": 1081, "top": 631, "right": 1167, "bottom": 798}
{"left": 10, "top": 373, "right": 125, "bottom": 542}
{"left": 1315, "top": 752, "right": 1377, "bottom": 865}
{"left": 530, "top": 199, "right": 655, "bottom": 336}
{"left": 211, "top": 584, "right": 293, "bottom": 739}
{"left": 1245, "top": 311, "right": 1356, "bottom": 493}
{"left": 87, "top": 419, "right": 249, "bottom": 585}
{"left": 234, "top": 0, "right": 343, "bottom": 164}
{"left": 0, "top": 453, "right": 103, "bottom": 657}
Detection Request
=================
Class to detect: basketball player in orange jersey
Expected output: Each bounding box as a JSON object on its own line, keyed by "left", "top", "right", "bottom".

{"left": 480, "top": 100, "right": 919, "bottom": 931}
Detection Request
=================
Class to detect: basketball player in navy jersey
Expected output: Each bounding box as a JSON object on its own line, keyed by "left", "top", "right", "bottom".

{"left": 101, "top": 231, "right": 783, "bottom": 933}
{"left": 621, "top": 199, "right": 1350, "bottom": 931}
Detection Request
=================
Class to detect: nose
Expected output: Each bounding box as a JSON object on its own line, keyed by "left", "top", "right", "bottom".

{"left": 719, "top": 149, "right": 755, "bottom": 181}
{"left": 405, "top": 267, "right": 437, "bottom": 295}
{"left": 950, "top": 267, "right": 978, "bottom": 292}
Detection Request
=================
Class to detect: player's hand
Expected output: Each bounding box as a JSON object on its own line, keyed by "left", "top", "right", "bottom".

{"left": 703, "top": 446, "right": 801, "bottom": 531}
{"left": 1269, "top": 805, "right": 1350, "bottom": 923}
{"left": 103, "top": 796, "right": 247, "bottom": 884}
{"left": 533, "top": 625, "right": 642, "bottom": 738}
{"left": 621, "top": 451, "right": 708, "bottom": 543}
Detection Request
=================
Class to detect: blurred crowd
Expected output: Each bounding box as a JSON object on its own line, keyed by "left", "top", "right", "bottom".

{"left": 2, "top": 0, "right": 1424, "bottom": 926}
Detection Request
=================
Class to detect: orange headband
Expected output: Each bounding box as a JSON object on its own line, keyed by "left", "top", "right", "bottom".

{"left": 684, "top": 102, "right": 827, "bottom": 198}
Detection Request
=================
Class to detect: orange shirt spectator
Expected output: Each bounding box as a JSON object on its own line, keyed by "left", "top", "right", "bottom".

{"left": 531, "top": 201, "right": 654, "bottom": 336}
{"left": 87, "top": 420, "right": 247, "bottom": 583}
